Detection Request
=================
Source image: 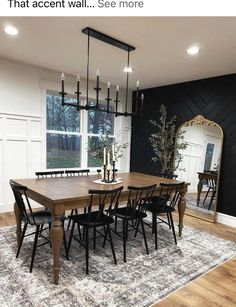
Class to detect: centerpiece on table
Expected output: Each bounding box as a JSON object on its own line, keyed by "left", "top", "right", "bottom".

{"left": 88, "top": 131, "right": 126, "bottom": 183}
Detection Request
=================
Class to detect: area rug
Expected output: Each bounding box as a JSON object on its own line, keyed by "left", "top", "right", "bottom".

{"left": 0, "top": 218, "right": 235, "bottom": 307}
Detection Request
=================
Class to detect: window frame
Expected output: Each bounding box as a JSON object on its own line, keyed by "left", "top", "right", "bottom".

{"left": 45, "top": 91, "right": 116, "bottom": 171}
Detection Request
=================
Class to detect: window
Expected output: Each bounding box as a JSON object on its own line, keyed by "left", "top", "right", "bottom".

{"left": 87, "top": 103, "right": 115, "bottom": 167}
{"left": 46, "top": 92, "right": 115, "bottom": 169}
{"left": 46, "top": 92, "right": 81, "bottom": 169}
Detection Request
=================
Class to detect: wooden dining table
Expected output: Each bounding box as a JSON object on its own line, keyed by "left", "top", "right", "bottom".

{"left": 13, "top": 172, "right": 188, "bottom": 285}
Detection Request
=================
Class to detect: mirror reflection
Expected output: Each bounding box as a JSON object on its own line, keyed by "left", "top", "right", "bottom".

{"left": 175, "top": 115, "right": 223, "bottom": 221}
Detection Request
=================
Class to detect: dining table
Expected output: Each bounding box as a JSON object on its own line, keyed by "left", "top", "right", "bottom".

{"left": 13, "top": 172, "right": 189, "bottom": 285}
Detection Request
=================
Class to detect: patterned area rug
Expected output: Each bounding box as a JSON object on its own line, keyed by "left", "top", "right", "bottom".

{"left": 0, "top": 218, "right": 236, "bottom": 307}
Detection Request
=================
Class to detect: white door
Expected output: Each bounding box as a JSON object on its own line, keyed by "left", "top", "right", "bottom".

{"left": 176, "top": 142, "right": 203, "bottom": 192}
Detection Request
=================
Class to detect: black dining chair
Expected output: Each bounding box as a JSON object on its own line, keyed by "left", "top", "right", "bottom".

{"left": 35, "top": 171, "right": 64, "bottom": 178}
{"left": 65, "top": 169, "right": 90, "bottom": 176}
{"left": 203, "top": 172, "right": 217, "bottom": 210}
{"left": 66, "top": 169, "right": 90, "bottom": 230}
{"left": 138, "top": 182, "right": 185, "bottom": 250}
{"left": 10, "top": 180, "right": 68, "bottom": 272}
{"left": 67, "top": 186, "right": 123, "bottom": 274}
{"left": 107, "top": 184, "right": 156, "bottom": 263}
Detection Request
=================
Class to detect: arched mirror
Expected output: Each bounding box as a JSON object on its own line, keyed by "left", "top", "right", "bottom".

{"left": 174, "top": 115, "right": 223, "bottom": 222}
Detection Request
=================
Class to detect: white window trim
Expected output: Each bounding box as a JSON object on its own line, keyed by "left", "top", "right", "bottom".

{"left": 45, "top": 91, "right": 118, "bottom": 171}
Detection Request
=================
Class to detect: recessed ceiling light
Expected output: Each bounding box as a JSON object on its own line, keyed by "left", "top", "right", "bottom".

{"left": 4, "top": 25, "right": 18, "bottom": 36}
{"left": 187, "top": 46, "right": 200, "bottom": 56}
{"left": 123, "top": 66, "right": 133, "bottom": 73}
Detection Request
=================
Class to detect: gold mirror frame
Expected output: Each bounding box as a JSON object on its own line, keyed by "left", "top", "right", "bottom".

{"left": 173, "top": 115, "right": 224, "bottom": 223}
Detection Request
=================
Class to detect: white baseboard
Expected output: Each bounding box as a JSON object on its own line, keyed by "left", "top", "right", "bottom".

{"left": 216, "top": 212, "right": 236, "bottom": 228}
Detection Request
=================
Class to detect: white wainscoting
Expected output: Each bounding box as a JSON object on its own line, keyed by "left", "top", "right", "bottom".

{"left": 0, "top": 113, "right": 42, "bottom": 212}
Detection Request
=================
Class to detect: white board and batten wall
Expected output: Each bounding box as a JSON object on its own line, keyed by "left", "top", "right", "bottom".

{"left": 0, "top": 57, "right": 132, "bottom": 213}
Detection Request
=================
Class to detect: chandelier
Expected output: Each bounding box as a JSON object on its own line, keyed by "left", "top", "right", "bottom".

{"left": 59, "top": 27, "right": 144, "bottom": 117}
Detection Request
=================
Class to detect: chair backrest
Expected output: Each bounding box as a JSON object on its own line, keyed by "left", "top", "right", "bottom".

{"left": 9, "top": 180, "right": 36, "bottom": 225}
{"left": 97, "top": 169, "right": 118, "bottom": 174}
{"left": 35, "top": 171, "right": 64, "bottom": 178}
{"left": 127, "top": 184, "right": 157, "bottom": 214}
{"left": 86, "top": 186, "right": 123, "bottom": 223}
{"left": 209, "top": 172, "right": 217, "bottom": 189}
{"left": 65, "top": 169, "right": 90, "bottom": 176}
{"left": 159, "top": 182, "right": 185, "bottom": 208}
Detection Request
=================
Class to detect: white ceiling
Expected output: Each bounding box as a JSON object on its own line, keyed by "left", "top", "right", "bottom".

{"left": 0, "top": 17, "right": 236, "bottom": 89}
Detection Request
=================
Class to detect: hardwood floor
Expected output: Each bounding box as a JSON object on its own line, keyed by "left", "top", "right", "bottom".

{"left": 1, "top": 211, "right": 236, "bottom": 306}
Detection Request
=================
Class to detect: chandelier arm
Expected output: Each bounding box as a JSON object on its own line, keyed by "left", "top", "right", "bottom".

{"left": 124, "top": 50, "right": 130, "bottom": 114}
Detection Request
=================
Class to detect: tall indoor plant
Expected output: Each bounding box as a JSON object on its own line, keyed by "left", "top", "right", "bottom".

{"left": 149, "top": 104, "right": 187, "bottom": 176}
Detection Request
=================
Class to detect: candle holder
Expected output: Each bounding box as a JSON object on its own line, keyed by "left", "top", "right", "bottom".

{"left": 101, "top": 161, "right": 117, "bottom": 183}
{"left": 101, "top": 164, "right": 107, "bottom": 182}
{"left": 112, "top": 161, "right": 116, "bottom": 182}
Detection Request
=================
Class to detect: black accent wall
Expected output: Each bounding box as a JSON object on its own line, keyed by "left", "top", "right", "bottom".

{"left": 131, "top": 74, "right": 236, "bottom": 217}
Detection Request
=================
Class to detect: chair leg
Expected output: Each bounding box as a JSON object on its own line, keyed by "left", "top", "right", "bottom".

{"left": 169, "top": 212, "right": 177, "bottom": 245}
{"left": 30, "top": 225, "right": 40, "bottom": 273}
{"left": 126, "top": 219, "right": 128, "bottom": 241}
{"left": 134, "top": 219, "right": 140, "bottom": 237}
{"left": 103, "top": 226, "right": 108, "bottom": 248}
{"left": 153, "top": 212, "right": 158, "bottom": 250}
{"left": 208, "top": 190, "right": 216, "bottom": 210}
{"left": 107, "top": 224, "right": 117, "bottom": 265}
{"left": 67, "top": 220, "right": 75, "bottom": 256}
{"left": 48, "top": 223, "right": 52, "bottom": 248}
{"left": 123, "top": 219, "right": 127, "bottom": 262}
{"left": 63, "top": 230, "right": 69, "bottom": 260}
{"left": 140, "top": 219, "right": 149, "bottom": 255}
{"left": 167, "top": 213, "right": 171, "bottom": 229}
{"left": 114, "top": 216, "right": 118, "bottom": 233}
{"left": 67, "top": 209, "right": 74, "bottom": 230}
{"left": 203, "top": 188, "right": 210, "bottom": 205}
{"left": 93, "top": 227, "right": 96, "bottom": 250}
{"left": 16, "top": 223, "right": 27, "bottom": 258}
{"left": 85, "top": 227, "right": 89, "bottom": 275}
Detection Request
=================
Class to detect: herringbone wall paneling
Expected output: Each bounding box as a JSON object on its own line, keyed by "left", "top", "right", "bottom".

{"left": 131, "top": 74, "right": 236, "bottom": 217}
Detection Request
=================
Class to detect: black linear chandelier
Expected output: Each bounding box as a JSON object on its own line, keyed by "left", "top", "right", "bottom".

{"left": 59, "top": 27, "right": 144, "bottom": 117}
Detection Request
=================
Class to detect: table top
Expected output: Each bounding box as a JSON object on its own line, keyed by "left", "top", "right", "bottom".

{"left": 13, "top": 172, "right": 188, "bottom": 205}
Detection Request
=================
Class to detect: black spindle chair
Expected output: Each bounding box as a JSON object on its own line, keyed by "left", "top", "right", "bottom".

{"left": 66, "top": 169, "right": 90, "bottom": 230}
{"left": 35, "top": 171, "right": 64, "bottom": 178}
{"left": 65, "top": 169, "right": 90, "bottom": 176}
{"left": 138, "top": 182, "right": 185, "bottom": 250}
{"left": 67, "top": 186, "right": 123, "bottom": 274}
{"left": 9, "top": 180, "right": 69, "bottom": 272}
{"left": 107, "top": 184, "right": 156, "bottom": 263}
{"left": 203, "top": 172, "right": 217, "bottom": 210}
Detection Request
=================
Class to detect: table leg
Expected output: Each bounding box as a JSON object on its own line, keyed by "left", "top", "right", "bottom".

{"left": 51, "top": 214, "right": 63, "bottom": 285}
{"left": 14, "top": 202, "right": 22, "bottom": 246}
{"left": 197, "top": 179, "right": 203, "bottom": 206}
{"left": 178, "top": 188, "right": 187, "bottom": 237}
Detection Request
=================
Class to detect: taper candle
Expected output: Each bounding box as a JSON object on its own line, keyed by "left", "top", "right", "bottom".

{"left": 103, "top": 147, "right": 106, "bottom": 165}
{"left": 107, "top": 150, "right": 110, "bottom": 165}
{"left": 61, "top": 73, "right": 65, "bottom": 92}
{"left": 112, "top": 144, "right": 115, "bottom": 161}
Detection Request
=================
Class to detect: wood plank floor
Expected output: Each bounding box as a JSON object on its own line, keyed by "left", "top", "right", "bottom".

{"left": 1, "top": 212, "right": 236, "bottom": 306}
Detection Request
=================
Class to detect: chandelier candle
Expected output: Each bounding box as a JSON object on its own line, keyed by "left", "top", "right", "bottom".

{"left": 75, "top": 74, "right": 81, "bottom": 111}
{"left": 95, "top": 69, "right": 101, "bottom": 108}
{"left": 60, "top": 73, "right": 67, "bottom": 106}
{"left": 106, "top": 81, "right": 111, "bottom": 113}
{"left": 115, "top": 85, "right": 119, "bottom": 115}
